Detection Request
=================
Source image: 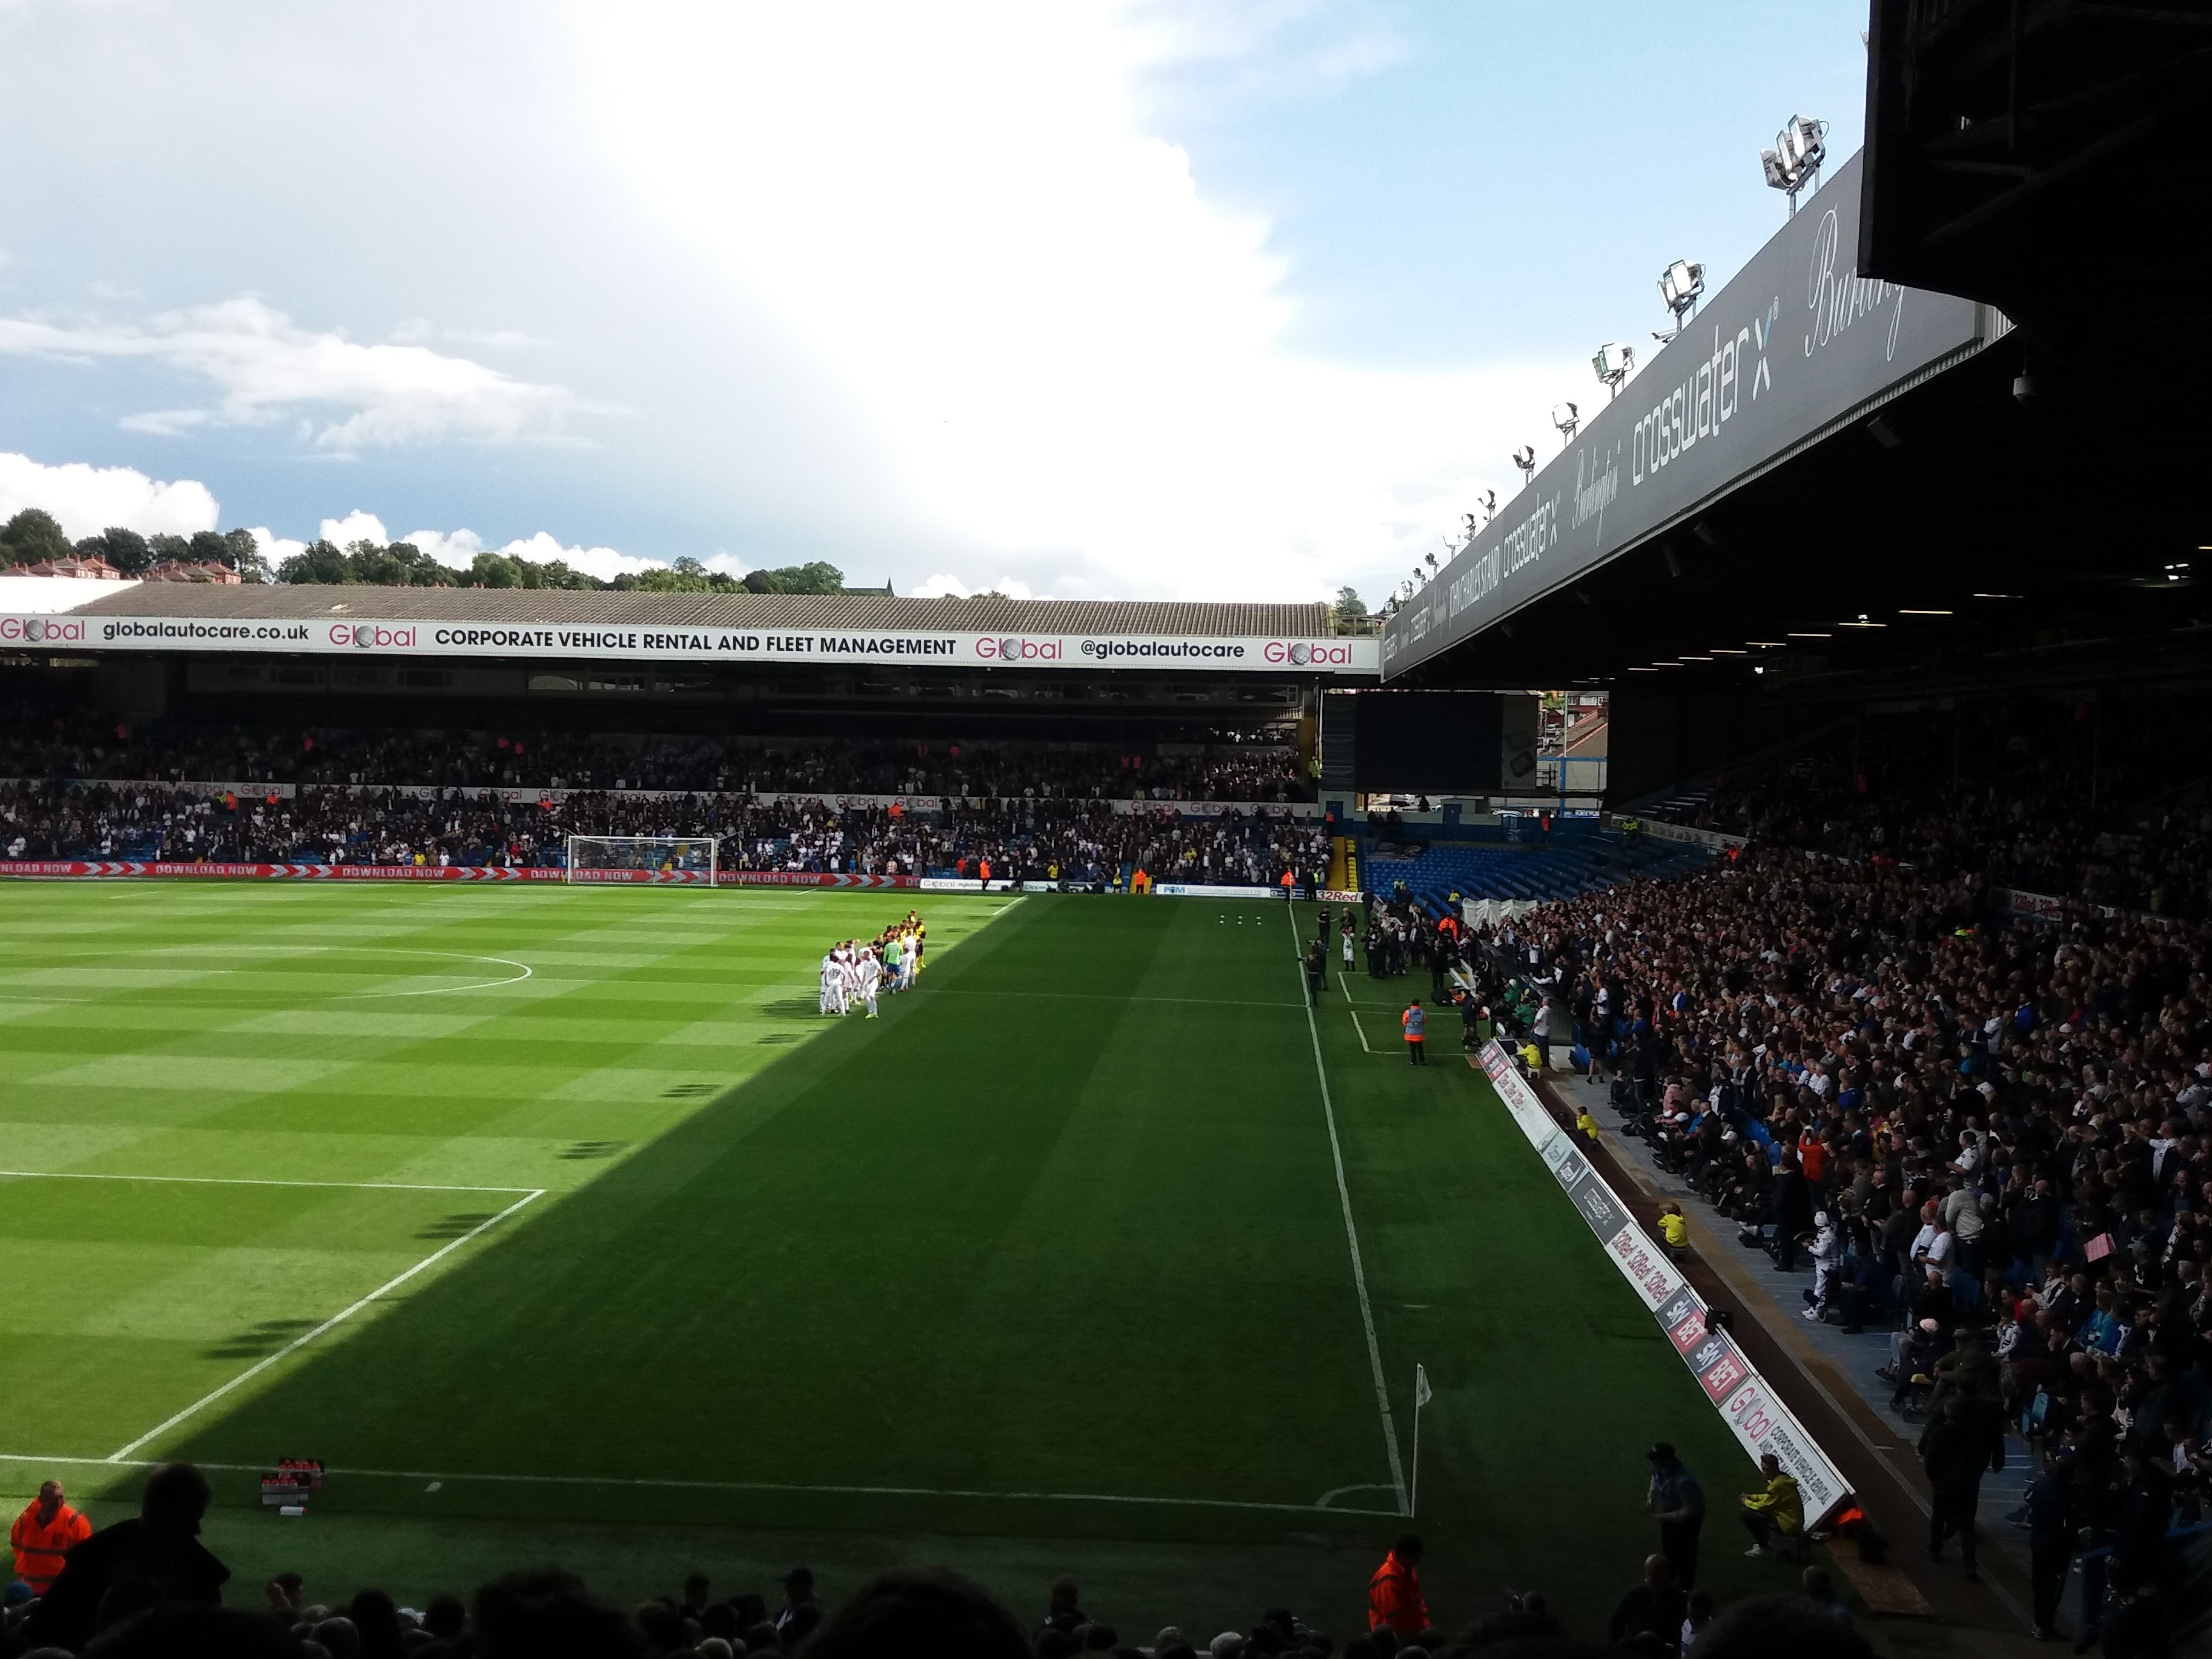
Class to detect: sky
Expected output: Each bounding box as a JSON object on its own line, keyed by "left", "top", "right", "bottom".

{"left": 0, "top": 1, "right": 1870, "bottom": 604}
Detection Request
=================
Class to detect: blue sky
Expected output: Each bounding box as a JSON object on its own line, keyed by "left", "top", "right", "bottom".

{"left": 0, "top": 1, "right": 1869, "bottom": 603}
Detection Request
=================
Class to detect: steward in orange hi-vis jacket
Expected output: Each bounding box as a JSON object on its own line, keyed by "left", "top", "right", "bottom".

{"left": 1367, "top": 1535, "right": 1429, "bottom": 1634}
{"left": 11, "top": 1481, "right": 91, "bottom": 1594}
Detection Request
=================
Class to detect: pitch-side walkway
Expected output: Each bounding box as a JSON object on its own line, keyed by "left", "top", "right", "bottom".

{"left": 1532, "top": 1063, "right": 2055, "bottom": 1655}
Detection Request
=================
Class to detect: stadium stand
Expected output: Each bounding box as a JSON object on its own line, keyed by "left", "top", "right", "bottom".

{"left": 1358, "top": 831, "right": 1713, "bottom": 914}
{"left": 1478, "top": 772, "right": 2210, "bottom": 1640}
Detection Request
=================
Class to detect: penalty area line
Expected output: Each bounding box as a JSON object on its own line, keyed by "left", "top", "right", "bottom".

{"left": 0, "top": 1453, "right": 1403, "bottom": 1518}
{"left": 103, "top": 1187, "right": 545, "bottom": 1464}
{"left": 1285, "top": 907, "right": 1410, "bottom": 1515}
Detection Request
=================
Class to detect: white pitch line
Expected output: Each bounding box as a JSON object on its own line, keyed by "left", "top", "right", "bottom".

{"left": 351, "top": 954, "right": 534, "bottom": 997}
{"left": 0, "top": 1451, "right": 1403, "bottom": 1517}
{"left": 0, "top": 1170, "right": 537, "bottom": 1194}
{"left": 1285, "top": 907, "right": 1409, "bottom": 1515}
{"left": 104, "top": 1187, "right": 545, "bottom": 1463}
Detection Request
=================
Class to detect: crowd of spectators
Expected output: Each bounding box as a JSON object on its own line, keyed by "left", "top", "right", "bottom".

{"left": 1677, "top": 700, "right": 2211, "bottom": 918}
{"left": 3, "top": 1465, "right": 1885, "bottom": 1659}
{"left": 0, "top": 715, "right": 1312, "bottom": 804}
{"left": 1490, "top": 831, "right": 2209, "bottom": 1640}
{"left": 0, "top": 780, "right": 1329, "bottom": 890}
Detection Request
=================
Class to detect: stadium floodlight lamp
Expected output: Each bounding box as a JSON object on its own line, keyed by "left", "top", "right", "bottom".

{"left": 1477, "top": 489, "right": 1498, "bottom": 525}
{"left": 1550, "top": 401, "right": 1580, "bottom": 444}
{"left": 1654, "top": 260, "right": 1705, "bottom": 341}
{"left": 1592, "top": 342, "right": 1634, "bottom": 399}
{"left": 1424, "top": 550, "right": 1440, "bottom": 570}
{"left": 1762, "top": 115, "right": 1829, "bottom": 216}
{"left": 1512, "top": 445, "right": 1537, "bottom": 487}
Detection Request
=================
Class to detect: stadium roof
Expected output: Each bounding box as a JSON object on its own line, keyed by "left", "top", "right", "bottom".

{"left": 65, "top": 584, "right": 1329, "bottom": 638}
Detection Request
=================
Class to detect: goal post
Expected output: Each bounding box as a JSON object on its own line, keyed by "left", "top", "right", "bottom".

{"left": 564, "top": 835, "right": 720, "bottom": 885}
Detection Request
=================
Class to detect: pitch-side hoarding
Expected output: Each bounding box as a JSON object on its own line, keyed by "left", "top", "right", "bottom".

{"left": 1479, "top": 1042, "right": 1850, "bottom": 1526}
{"left": 1, "top": 612, "right": 1379, "bottom": 677}
{"left": 1382, "top": 150, "right": 1996, "bottom": 677}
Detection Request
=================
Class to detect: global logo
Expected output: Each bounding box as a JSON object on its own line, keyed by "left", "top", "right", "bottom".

{"left": 974, "top": 636, "right": 1062, "bottom": 662}
{"left": 326, "top": 623, "right": 418, "bottom": 649}
{"left": 0, "top": 616, "right": 85, "bottom": 645}
{"left": 1264, "top": 639, "right": 1351, "bottom": 666}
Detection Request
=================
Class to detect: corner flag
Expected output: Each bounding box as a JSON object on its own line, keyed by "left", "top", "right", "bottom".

{"left": 1414, "top": 1364, "right": 1432, "bottom": 1407}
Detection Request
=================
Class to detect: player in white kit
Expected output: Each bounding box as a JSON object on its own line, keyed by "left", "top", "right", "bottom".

{"left": 855, "top": 945, "right": 882, "bottom": 1017}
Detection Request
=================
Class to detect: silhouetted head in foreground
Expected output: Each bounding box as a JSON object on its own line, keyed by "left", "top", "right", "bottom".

{"left": 804, "top": 1567, "right": 1032, "bottom": 1659}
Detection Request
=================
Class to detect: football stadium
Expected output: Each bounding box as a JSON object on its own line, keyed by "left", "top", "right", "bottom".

{"left": 3, "top": 8, "right": 2209, "bottom": 1659}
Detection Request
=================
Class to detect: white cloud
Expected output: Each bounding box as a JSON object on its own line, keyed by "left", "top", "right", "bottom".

{"left": 403, "top": 526, "right": 667, "bottom": 584}
{"left": 910, "top": 572, "right": 1043, "bottom": 601}
{"left": 0, "top": 450, "right": 220, "bottom": 540}
{"left": 320, "top": 510, "right": 390, "bottom": 546}
{"left": 570, "top": 4, "right": 1550, "bottom": 602}
{"left": 248, "top": 526, "right": 309, "bottom": 567}
{"left": 0, "top": 298, "right": 580, "bottom": 450}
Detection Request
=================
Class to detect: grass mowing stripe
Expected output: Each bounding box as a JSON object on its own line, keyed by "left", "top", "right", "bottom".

{"left": 1284, "top": 905, "right": 1408, "bottom": 1515}
{"left": 107, "top": 1187, "right": 545, "bottom": 1462}
{"left": 0, "top": 1170, "right": 534, "bottom": 1193}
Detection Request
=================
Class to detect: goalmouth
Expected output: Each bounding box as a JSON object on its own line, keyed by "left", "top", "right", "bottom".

{"left": 564, "top": 836, "right": 720, "bottom": 885}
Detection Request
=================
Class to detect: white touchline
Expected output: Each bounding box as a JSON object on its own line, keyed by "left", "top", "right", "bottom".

{"left": 0, "top": 1452, "right": 1405, "bottom": 1518}
{"left": 104, "top": 1187, "right": 545, "bottom": 1463}
{"left": 1285, "top": 906, "right": 1410, "bottom": 1515}
{"left": 0, "top": 1171, "right": 537, "bottom": 1194}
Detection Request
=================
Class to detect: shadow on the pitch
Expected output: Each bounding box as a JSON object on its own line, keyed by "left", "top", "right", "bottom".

{"left": 416, "top": 1212, "right": 500, "bottom": 1240}
{"left": 203, "top": 1318, "right": 319, "bottom": 1360}
{"left": 168, "top": 898, "right": 1051, "bottom": 1498}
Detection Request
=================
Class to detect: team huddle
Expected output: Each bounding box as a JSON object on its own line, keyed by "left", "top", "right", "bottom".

{"left": 818, "top": 911, "right": 928, "bottom": 1018}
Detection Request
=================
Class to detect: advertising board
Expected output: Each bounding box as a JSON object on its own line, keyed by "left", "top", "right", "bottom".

{"left": 1382, "top": 151, "right": 1990, "bottom": 676}
{"left": 2, "top": 610, "right": 1379, "bottom": 678}
{"left": 1477, "top": 1042, "right": 1851, "bottom": 1525}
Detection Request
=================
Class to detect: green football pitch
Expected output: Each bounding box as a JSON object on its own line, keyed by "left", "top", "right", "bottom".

{"left": 0, "top": 882, "right": 1774, "bottom": 1635}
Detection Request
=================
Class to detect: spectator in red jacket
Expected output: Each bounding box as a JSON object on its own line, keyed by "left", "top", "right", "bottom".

{"left": 1366, "top": 1534, "right": 1429, "bottom": 1634}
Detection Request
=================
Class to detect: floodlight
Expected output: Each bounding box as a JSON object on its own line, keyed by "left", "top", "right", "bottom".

{"left": 1424, "top": 551, "right": 1439, "bottom": 570}
{"left": 1477, "top": 489, "right": 1498, "bottom": 524}
{"left": 1550, "top": 401, "right": 1580, "bottom": 444}
{"left": 1512, "top": 445, "right": 1537, "bottom": 487}
{"left": 1780, "top": 115, "right": 1827, "bottom": 173}
{"left": 1761, "top": 115, "right": 1829, "bottom": 215}
{"left": 1593, "top": 342, "right": 1634, "bottom": 399}
{"left": 1654, "top": 260, "right": 1705, "bottom": 341}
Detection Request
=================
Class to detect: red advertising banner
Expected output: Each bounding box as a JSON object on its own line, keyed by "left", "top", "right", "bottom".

{"left": 718, "top": 872, "right": 918, "bottom": 889}
{"left": 0, "top": 861, "right": 922, "bottom": 888}
{"left": 0, "top": 861, "right": 565, "bottom": 881}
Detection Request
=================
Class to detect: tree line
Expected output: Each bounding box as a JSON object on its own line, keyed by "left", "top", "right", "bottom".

{"left": 0, "top": 509, "right": 846, "bottom": 593}
{"left": 1, "top": 509, "right": 266, "bottom": 581}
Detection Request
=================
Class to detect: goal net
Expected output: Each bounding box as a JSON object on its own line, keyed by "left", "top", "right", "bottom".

{"left": 564, "top": 835, "right": 720, "bottom": 885}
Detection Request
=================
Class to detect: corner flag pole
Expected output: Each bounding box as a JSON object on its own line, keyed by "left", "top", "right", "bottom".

{"left": 1410, "top": 1363, "right": 1432, "bottom": 1517}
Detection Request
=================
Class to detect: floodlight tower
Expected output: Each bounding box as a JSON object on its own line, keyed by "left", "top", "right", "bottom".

{"left": 1592, "top": 342, "right": 1634, "bottom": 400}
{"left": 1760, "top": 115, "right": 1829, "bottom": 216}
{"left": 1653, "top": 260, "right": 1705, "bottom": 343}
